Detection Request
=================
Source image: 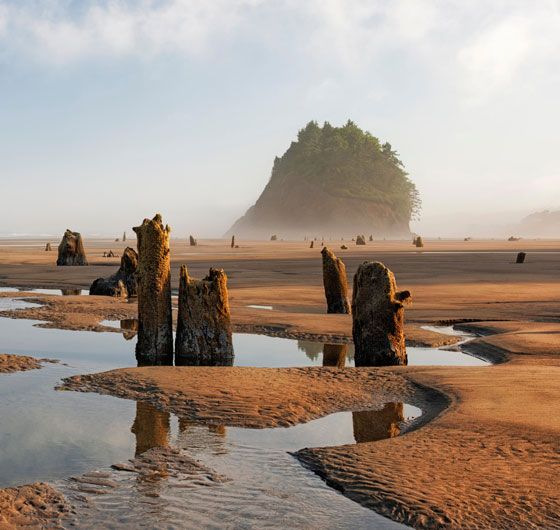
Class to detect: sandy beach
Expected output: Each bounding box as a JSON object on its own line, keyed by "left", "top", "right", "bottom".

{"left": 0, "top": 238, "right": 559, "bottom": 528}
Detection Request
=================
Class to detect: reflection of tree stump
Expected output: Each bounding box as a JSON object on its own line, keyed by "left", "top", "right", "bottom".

{"left": 516, "top": 252, "right": 526, "bottom": 264}
{"left": 133, "top": 214, "right": 173, "bottom": 364}
{"left": 131, "top": 402, "right": 170, "bottom": 456}
{"left": 321, "top": 247, "right": 350, "bottom": 314}
{"left": 352, "top": 261, "right": 410, "bottom": 366}
{"left": 175, "top": 266, "right": 234, "bottom": 365}
{"left": 322, "top": 344, "right": 347, "bottom": 368}
{"left": 57, "top": 230, "right": 88, "bottom": 266}
{"left": 352, "top": 403, "right": 404, "bottom": 442}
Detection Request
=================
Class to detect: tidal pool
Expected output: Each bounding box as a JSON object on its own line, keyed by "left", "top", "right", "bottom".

{"left": 0, "top": 310, "right": 484, "bottom": 529}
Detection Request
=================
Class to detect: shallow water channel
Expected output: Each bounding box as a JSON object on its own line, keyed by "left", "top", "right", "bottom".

{"left": 0, "top": 304, "right": 484, "bottom": 528}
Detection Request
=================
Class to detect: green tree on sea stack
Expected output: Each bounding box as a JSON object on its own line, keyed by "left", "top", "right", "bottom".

{"left": 227, "top": 120, "right": 421, "bottom": 238}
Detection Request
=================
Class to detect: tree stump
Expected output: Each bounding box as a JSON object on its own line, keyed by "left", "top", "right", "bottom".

{"left": 56, "top": 230, "right": 88, "bottom": 266}
{"left": 133, "top": 214, "right": 173, "bottom": 364}
{"left": 175, "top": 265, "right": 234, "bottom": 365}
{"left": 352, "top": 261, "right": 410, "bottom": 366}
{"left": 321, "top": 247, "right": 350, "bottom": 314}
{"left": 89, "top": 247, "right": 138, "bottom": 297}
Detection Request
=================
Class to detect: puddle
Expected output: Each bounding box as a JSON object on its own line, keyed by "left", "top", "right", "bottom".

{"left": 0, "top": 309, "right": 487, "bottom": 528}
{"left": 0, "top": 287, "right": 88, "bottom": 296}
{"left": 0, "top": 316, "right": 413, "bottom": 528}
{"left": 247, "top": 304, "right": 274, "bottom": 310}
{"left": 99, "top": 319, "right": 488, "bottom": 367}
{"left": 0, "top": 298, "right": 42, "bottom": 311}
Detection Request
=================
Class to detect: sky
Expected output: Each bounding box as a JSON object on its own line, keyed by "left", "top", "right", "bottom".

{"left": 0, "top": 0, "right": 559, "bottom": 237}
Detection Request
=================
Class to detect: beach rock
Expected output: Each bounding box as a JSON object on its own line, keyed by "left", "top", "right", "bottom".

{"left": 508, "top": 236, "right": 521, "bottom": 242}
{"left": 56, "top": 230, "right": 88, "bottom": 266}
{"left": 352, "top": 261, "right": 411, "bottom": 366}
{"left": 356, "top": 235, "right": 366, "bottom": 245}
{"left": 270, "top": 234, "right": 277, "bottom": 241}
{"left": 321, "top": 247, "right": 350, "bottom": 314}
{"left": 175, "top": 265, "right": 234, "bottom": 364}
{"left": 340, "top": 245, "right": 348, "bottom": 250}
{"left": 133, "top": 214, "right": 173, "bottom": 364}
{"left": 414, "top": 236, "right": 424, "bottom": 248}
{"left": 189, "top": 235, "right": 197, "bottom": 246}
{"left": 89, "top": 247, "right": 138, "bottom": 297}
{"left": 45, "top": 243, "right": 52, "bottom": 251}
{"left": 516, "top": 252, "right": 527, "bottom": 264}
{"left": 322, "top": 344, "right": 348, "bottom": 368}
{"left": 231, "top": 235, "right": 235, "bottom": 248}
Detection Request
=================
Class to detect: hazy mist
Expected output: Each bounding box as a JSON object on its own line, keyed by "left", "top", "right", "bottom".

{"left": 0, "top": 1, "right": 559, "bottom": 238}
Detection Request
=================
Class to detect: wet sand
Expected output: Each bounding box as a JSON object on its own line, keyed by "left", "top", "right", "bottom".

{"left": 0, "top": 353, "right": 56, "bottom": 374}
{"left": 0, "top": 238, "right": 559, "bottom": 528}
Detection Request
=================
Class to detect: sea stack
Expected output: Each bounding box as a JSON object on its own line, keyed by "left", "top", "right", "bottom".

{"left": 123, "top": 231, "right": 127, "bottom": 242}
{"left": 321, "top": 247, "right": 350, "bottom": 314}
{"left": 133, "top": 214, "right": 173, "bottom": 364}
{"left": 45, "top": 243, "right": 52, "bottom": 252}
{"left": 175, "top": 265, "right": 234, "bottom": 365}
{"left": 352, "top": 261, "right": 410, "bottom": 366}
{"left": 89, "top": 247, "right": 138, "bottom": 297}
{"left": 189, "top": 235, "right": 197, "bottom": 247}
{"left": 231, "top": 235, "right": 235, "bottom": 248}
{"left": 56, "top": 230, "right": 88, "bottom": 266}
{"left": 414, "top": 236, "right": 424, "bottom": 248}
{"left": 356, "top": 234, "right": 366, "bottom": 245}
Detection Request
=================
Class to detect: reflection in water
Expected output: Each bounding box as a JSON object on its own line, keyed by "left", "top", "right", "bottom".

{"left": 298, "top": 340, "right": 323, "bottom": 361}
{"left": 121, "top": 319, "right": 138, "bottom": 341}
{"left": 135, "top": 353, "right": 174, "bottom": 367}
{"left": 322, "top": 344, "right": 347, "bottom": 368}
{"left": 131, "top": 402, "right": 170, "bottom": 456}
{"left": 352, "top": 403, "right": 404, "bottom": 442}
{"left": 60, "top": 288, "right": 83, "bottom": 296}
{"left": 175, "top": 355, "right": 234, "bottom": 367}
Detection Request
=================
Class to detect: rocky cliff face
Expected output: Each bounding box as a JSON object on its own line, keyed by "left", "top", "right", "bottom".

{"left": 227, "top": 121, "right": 418, "bottom": 239}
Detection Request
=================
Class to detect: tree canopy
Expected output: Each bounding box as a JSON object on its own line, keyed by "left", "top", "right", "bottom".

{"left": 270, "top": 120, "right": 421, "bottom": 220}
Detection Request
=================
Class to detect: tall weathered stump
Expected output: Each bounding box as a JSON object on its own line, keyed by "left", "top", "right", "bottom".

{"left": 321, "top": 247, "right": 350, "bottom": 314}
{"left": 352, "top": 261, "right": 410, "bottom": 366}
{"left": 133, "top": 214, "right": 173, "bottom": 364}
{"left": 175, "top": 265, "right": 234, "bottom": 365}
{"left": 57, "top": 230, "right": 88, "bottom": 266}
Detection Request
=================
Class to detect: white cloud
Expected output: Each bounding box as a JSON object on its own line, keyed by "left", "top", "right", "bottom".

{"left": 457, "top": 15, "right": 532, "bottom": 103}
{"left": 1, "top": 0, "right": 263, "bottom": 64}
